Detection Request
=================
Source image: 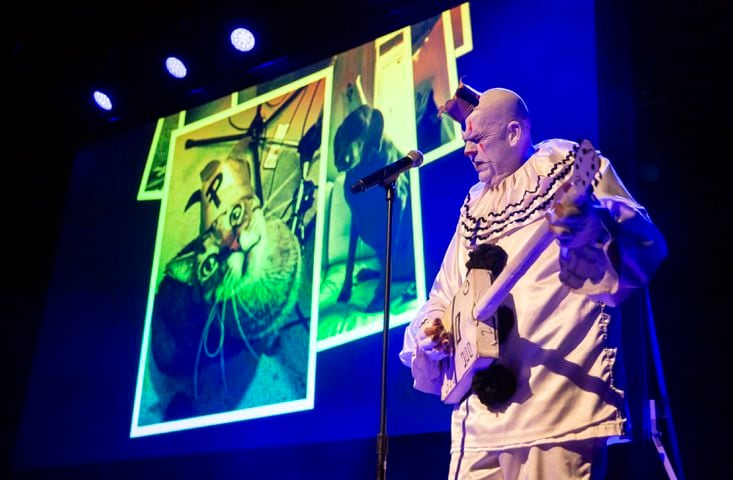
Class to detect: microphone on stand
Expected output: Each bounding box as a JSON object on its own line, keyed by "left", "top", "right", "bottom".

{"left": 350, "top": 149, "right": 424, "bottom": 194}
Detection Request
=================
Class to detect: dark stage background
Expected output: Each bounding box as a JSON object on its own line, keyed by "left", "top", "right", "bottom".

{"left": 5, "top": 0, "right": 729, "bottom": 479}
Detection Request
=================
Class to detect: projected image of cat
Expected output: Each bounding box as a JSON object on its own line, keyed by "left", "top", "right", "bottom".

{"left": 149, "top": 156, "right": 302, "bottom": 420}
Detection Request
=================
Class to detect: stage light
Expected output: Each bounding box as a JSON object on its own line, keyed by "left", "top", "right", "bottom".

{"left": 230, "top": 27, "right": 255, "bottom": 52}
{"left": 165, "top": 56, "right": 188, "bottom": 79}
{"left": 92, "top": 90, "right": 113, "bottom": 111}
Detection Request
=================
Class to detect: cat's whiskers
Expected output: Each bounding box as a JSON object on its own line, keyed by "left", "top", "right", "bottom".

{"left": 194, "top": 302, "right": 227, "bottom": 397}
{"left": 232, "top": 292, "right": 261, "bottom": 360}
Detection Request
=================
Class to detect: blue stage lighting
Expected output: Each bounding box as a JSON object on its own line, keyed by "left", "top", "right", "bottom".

{"left": 165, "top": 56, "right": 188, "bottom": 79}
{"left": 92, "top": 90, "right": 113, "bottom": 111}
{"left": 230, "top": 27, "right": 255, "bottom": 52}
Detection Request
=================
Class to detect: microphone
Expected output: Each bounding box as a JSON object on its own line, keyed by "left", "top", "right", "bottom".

{"left": 350, "top": 149, "right": 424, "bottom": 194}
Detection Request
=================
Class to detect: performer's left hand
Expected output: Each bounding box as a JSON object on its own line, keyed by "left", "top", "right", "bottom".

{"left": 417, "top": 318, "right": 453, "bottom": 360}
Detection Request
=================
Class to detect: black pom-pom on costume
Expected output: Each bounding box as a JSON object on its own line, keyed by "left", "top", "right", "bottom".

{"left": 465, "top": 243, "right": 508, "bottom": 278}
{"left": 465, "top": 244, "right": 515, "bottom": 345}
{"left": 465, "top": 243, "right": 517, "bottom": 409}
{"left": 471, "top": 363, "right": 517, "bottom": 409}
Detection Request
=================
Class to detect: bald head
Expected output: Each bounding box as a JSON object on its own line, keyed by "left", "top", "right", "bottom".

{"left": 462, "top": 88, "right": 535, "bottom": 185}
{"left": 476, "top": 88, "right": 530, "bottom": 124}
{"left": 463, "top": 87, "right": 532, "bottom": 145}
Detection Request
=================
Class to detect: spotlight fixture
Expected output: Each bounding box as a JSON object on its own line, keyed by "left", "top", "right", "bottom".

{"left": 230, "top": 27, "right": 255, "bottom": 52}
{"left": 165, "top": 56, "right": 188, "bottom": 79}
{"left": 92, "top": 90, "right": 113, "bottom": 111}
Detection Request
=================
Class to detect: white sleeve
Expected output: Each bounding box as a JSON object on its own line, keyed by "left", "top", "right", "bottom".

{"left": 400, "top": 225, "right": 466, "bottom": 395}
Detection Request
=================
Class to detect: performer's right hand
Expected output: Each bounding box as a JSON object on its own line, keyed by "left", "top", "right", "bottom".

{"left": 416, "top": 318, "right": 453, "bottom": 360}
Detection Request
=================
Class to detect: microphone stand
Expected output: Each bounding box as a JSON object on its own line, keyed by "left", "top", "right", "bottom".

{"left": 376, "top": 180, "right": 395, "bottom": 480}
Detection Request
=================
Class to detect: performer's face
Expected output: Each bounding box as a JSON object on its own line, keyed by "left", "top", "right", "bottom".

{"left": 462, "top": 111, "right": 515, "bottom": 186}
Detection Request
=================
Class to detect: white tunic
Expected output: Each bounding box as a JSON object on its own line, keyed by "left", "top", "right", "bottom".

{"left": 400, "top": 138, "right": 663, "bottom": 453}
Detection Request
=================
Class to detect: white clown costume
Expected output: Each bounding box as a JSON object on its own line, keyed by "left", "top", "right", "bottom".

{"left": 400, "top": 138, "right": 666, "bottom": 460}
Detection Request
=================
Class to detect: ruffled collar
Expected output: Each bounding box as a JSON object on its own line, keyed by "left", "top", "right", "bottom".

{"left": 458, "top": 139, "right": 579, "bottom": 248}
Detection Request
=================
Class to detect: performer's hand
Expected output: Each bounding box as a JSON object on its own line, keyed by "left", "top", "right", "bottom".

{"left": 547, "top": 182, "right": 612, "bottom": 288}
{"left": 557, "top": 244, "right": 607, "bottom": 288}
{"left": 416, "top": 318, "right": 453, "bottom": 361}
{"left": 546, "top": 182, "right": 606, "bottom": 250}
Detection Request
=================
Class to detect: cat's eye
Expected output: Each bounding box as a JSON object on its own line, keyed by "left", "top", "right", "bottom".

{"left": 199, "top": 254, "right": 219, "bottom": 280}
{"left": 229, "top": 202, "right": 246, "bottom": 228}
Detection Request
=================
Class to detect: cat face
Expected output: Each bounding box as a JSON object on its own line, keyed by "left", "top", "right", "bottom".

{"left": 164, "top": 154, "right": 301, "bottom": 348}
{"left": 189, "top": 194, "right": 265, "bottom": 303}
{"left": 164, "top": 211, "right": 300, "bottom": 347}
{"left": 178, "top": 155, "right": 266, "bottom": 300}
{"left": 210, "top": 193, "right": 262, "bottom": 252}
